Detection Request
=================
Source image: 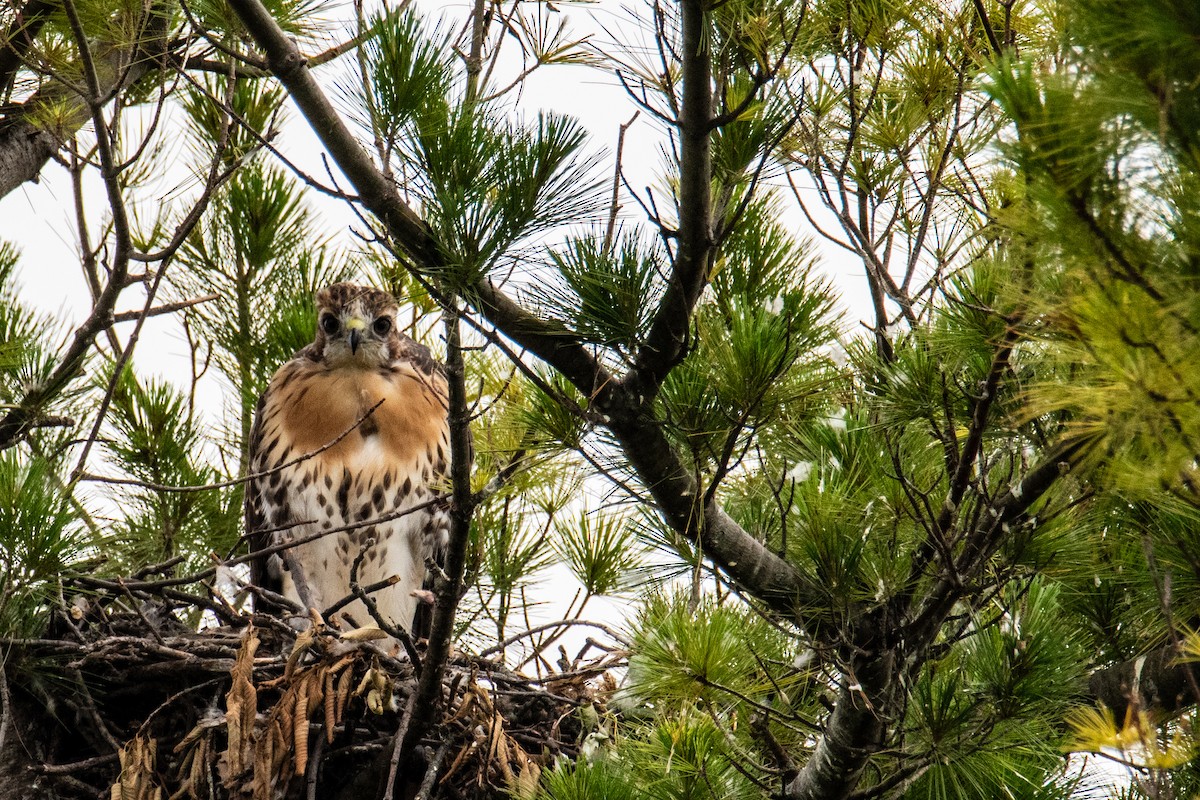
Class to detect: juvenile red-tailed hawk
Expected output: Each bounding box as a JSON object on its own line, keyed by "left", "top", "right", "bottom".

{"left": 245, "top": 282, "right": 449, "bottom": 636}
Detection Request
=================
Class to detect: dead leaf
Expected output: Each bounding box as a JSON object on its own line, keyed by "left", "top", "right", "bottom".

{"left": 110, "top": 736, "right": 163, "bottom": 800}
{"left": 220, "top": 625, "right": 259, "bottom": 788}
{"left": 340, "top": 626, "right": 389, "bottom": 642}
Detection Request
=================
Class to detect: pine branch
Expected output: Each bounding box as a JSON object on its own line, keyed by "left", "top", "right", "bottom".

{"left": 0, "top": 0, "right": 54, "bottom": 95}
{"left": 625, "top": 0, "right": 714, "bottom": 403}
{"left": 397, "top": 301, "right": 475, "bottom": 766}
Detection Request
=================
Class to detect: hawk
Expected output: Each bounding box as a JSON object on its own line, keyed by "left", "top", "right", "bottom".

{"left": 245, "top": 282, "right": 450, "bottom": 637}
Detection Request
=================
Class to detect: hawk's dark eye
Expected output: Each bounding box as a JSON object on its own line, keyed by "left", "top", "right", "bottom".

{"left": 372, "top": 316, "right": 392, "bottom": 336}
{"left": 320, "top": 314, "right": 340, "bottom": 336}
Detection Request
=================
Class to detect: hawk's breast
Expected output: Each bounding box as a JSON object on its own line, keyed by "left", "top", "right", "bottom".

{"left": 272, "top": 363, "right": 447, "bottom": 475}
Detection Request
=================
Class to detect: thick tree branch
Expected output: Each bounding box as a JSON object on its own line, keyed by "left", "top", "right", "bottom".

{"left": 1086, "top": 644, "right": 1200, "bottom": 723}
{"left": 784, "top": 653, "right": 899, "bottom": 800}
{"left": 908, "top": 437, "right": 1092, "bottom": 644}
{"left": 625, "top": 0, "right": 713, "bottom": 403}
{"left": 780, "top": 437, "right": 1093, "bottom": 800}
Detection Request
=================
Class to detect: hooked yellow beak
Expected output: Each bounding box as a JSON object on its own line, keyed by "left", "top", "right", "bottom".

{"left": 346, "top": 317, "right": 366, "bottom": 354}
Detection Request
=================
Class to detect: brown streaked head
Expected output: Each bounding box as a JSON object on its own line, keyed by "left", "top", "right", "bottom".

{"left": 312, "top": 282, "right": 400, "bottom": 367}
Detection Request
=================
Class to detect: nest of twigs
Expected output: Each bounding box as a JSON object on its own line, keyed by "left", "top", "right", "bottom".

{"left": 0, "top": 582, "right": 624, "bottom": 800}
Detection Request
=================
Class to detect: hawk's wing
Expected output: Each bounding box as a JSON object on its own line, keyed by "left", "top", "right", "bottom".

{"left": 245, "top": 389, "right": 284, "bottom": 606}
{"left": 245, "top": 344, "right": 324, "bottom": 608}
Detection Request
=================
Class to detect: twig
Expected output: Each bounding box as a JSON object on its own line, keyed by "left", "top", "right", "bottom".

{"left": 347, "top": 541, "right": 423, "bottom": 672}
{"left": 0, "top": 656, "right": 11, "bottom": 756}
{"left": 306, "top": 731, "right": 325, "bottom": 800}
{"left": 415, "top": 739, "right": 452, "bottom": 800}
{"left": 381, "top": 692, "right": 417, "bottom": 800}
{"left": 323, "top": 575, "right": 400, "bottom": 619}
{"left": 79, "top": 399, "right": 386, "bottom": 493}
{"left": 477, "top": 619, "right": 630, "bottom": 659}
{"left": 398, "top": 300, "right": 476, "bottom": 755}
{"left": 603, "top": 111, "right": 640, "bottom": 252}
{"left": 110, "top": 294, "right": 220, "bottom": 323}
{"left": 33, "top": 753, "right": 121, "bottom": 774}
{"left": 69, "top": 256, "right": 187, "bottom": 483}
{"left": 69, "top": 667, "right": 122, "bottom": 754}
{"left": 281, "top": 548, "right": 319, "bottom": 619}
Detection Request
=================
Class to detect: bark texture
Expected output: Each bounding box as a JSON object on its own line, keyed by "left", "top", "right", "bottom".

{"left": 0, "top": 4, "right": 168, "bottom": 200}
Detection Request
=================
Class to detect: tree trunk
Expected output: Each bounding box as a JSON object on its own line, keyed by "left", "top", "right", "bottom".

{"left": 0, "top": 5, "right": 169, "bottom": 200}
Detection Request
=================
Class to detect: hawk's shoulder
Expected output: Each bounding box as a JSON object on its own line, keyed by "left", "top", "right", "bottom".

{"left": 390, "top": 332, "right": 444, "bottom": 380}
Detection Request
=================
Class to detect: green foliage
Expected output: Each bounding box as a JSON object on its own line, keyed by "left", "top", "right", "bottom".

{"left": 555, "top": 512, "right": 642, "bottom": 598}
{"left": 101, "top": 367, "right": 240, "bottom": 572}
{"left": 413, "top": 107, "right": 607, "bottom": 281}
{"left": 538, "top": 758, "right": 636, "bottom": 800}
{"left": 986, "top": 0, "right": 1200, "bottom": 500}
{"left": 537, "top": 594, "right": 803, "bottom": 800}
{"left": 357, "top": 9, "right": 608, "bottom": 284}
{"left": 659, "top": 197, "right": 837, "bottom": 475}
{"left": 0, "top": 453, "right": 83, "bottom": 638}
{"left": 460, "top": 492, "right": 558, "bottom": 649}
{"left": 539, "top": 710, "right": 763, "bottom": 800}
{"left": 189, "top": 0, "right": 337, "bottom": 42}
{"left": 625, "top": 592, "right": 797, "bottom": 710}
{"left": 508, "top": 370, "right": 589, "bottom": 454}
{"left": 0, "top": 244, "right": 62, "bottom": 412}
{"left": 539, "top": 231, "right": 665, "bottom": 360}
{"left": 182, "top": 77, "right": 285, "bottom": 170}
{"left": 359, "top": 10, "right": 454, "bottom": 138}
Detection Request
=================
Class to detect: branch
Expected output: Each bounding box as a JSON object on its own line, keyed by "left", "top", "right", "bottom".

{"left": 909, "top": 436, "right": 1094, "bottom": 642}
{"left": 347, "top": 541, "right": 423, "bottom": 669}
{"left": 225, "top": 0, "right": 438, "bottom": 267}
{"left": 82, "top": 398, "right": 385, "bottom": 493}
{"left": 110, "top": 294, "right": 220, "bottom": 323}
{"left": 396, "top": 300, "right": 475, "bottom": 766}
{"left": 783, "top": 653, "right": 898, "bottom": 800}
{"left": 624, "top": 0, "right": 714, "bottom": 402}
{"left": 1086, "top": 644, "right": 1200, "bottom": 723}
{"left": 969, "top": 0, "right": 1003, "bottom": 58}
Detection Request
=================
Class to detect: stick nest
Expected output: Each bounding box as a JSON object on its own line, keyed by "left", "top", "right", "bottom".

{"left": 0, "top": 585, "right": 624, "bottom": 800}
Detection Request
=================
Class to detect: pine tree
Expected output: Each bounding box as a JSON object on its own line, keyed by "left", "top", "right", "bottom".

{"left": 1, "top": 0, "right": 1199, "bottom": 798}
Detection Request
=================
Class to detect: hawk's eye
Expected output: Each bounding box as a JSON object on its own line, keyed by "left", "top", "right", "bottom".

{"left": 320, "top": 314, "right": 340, "bottom": 336}
{"left": 372, "top": 316, "right": 392, "bottom": 336}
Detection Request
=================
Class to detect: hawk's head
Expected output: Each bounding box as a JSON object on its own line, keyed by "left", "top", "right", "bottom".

{"left": 313, "top": 282, "right": 400, "bottom": 367}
